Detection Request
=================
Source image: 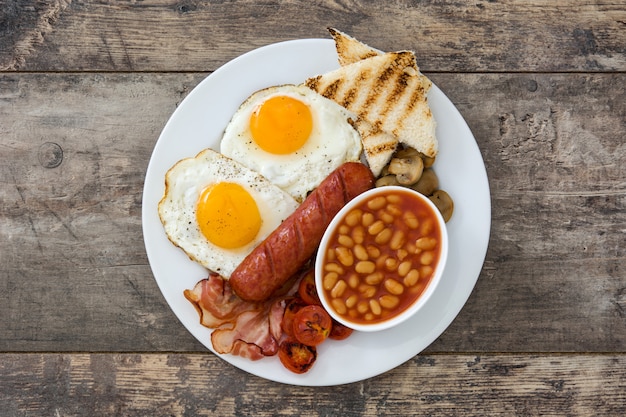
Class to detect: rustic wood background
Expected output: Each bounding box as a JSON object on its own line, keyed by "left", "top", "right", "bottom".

{"left": 1, "top": 0, "right": 624, "bottom": 416}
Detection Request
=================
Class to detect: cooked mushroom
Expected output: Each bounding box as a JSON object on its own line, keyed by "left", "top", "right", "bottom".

{"left": 418, "top": 152, "right": 436, "bottom": 168}
{"left": 429, "top": 190, "right": 454, "bottom": 222}
{"left": 410, "top": 168, "right": 439, "bottom": 196}
{"left": 395, "top": 147, "right": 435, "bottom": 167}
{"left": 388, "top": 154, "right": 424, "bottom": 185}
{"left": 375, "top": 174, "right": 401, "bottom": 187}
{"left": 395, "top": 147, "right": 420, "bottom": 159}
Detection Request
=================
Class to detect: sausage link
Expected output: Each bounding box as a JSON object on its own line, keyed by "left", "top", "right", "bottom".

{"left": 229, "top": 162, "right": 374, "bottom": 301}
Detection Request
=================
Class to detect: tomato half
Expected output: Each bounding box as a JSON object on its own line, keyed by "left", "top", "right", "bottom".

{"left": 329, "top": 319, "right": 354, "bottom": 340}
{"left": 278, "top": 339, "right": 317, "bottom": 374}
{"left": 292, "top": 305, "right": 332, "bottom": 346}
{"left": 282, "top": 297, "right": 308, "bottom": 338}
{"left": 297, "top": 268, "right": 321, "bottom": 305}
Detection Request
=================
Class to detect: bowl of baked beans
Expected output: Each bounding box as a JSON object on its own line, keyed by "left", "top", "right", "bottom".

{"left": 315, "top": 186, "right": 449, "bottom": 332}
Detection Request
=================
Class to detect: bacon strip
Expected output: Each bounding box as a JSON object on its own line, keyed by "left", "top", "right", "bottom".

{"left": 185, "top": 268, "right": 305, "bottom": 360}
{"left": 184, "top": 273, "right": 258, "bottom": 328}
{"left": 183, "top": 275, "right": 280, "bottom": 360}
{"left": 231, "top": 340, "right": 265, "bottom": 361}
{"left": 269, "top": 298, "right": 288, "bottom": 341}
{"left": 211, "top": 309, "right": 278, "bottom": 357}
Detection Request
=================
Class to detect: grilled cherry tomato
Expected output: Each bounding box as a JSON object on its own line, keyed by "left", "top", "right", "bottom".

{"left": 329, "top": 319, "right": 354, "bottom": 340}
{"left": 278, "top": 339, "right": 317, "bottom": 374}
{"left": 282, "top": 297, "right": 308, "bottom": 338}
{"left": 297, "top": 269, "right": 321, "bottom": 305}
{"left": 292, "top": 305, "right": 332, "bottom": 346}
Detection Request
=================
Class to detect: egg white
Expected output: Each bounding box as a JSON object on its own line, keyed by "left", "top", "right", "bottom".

{"left": 158, "top": 148, "right": 299, "bottom": 279}
{"left": 220, "top": 84, "right": 363, "bottom": 202}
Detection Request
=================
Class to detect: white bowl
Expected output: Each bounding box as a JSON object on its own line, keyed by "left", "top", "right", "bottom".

{"left": 315, "top": 186, "right": 449, "bottom": 332}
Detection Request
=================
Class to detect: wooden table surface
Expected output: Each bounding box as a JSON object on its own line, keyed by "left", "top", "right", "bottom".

{"left": 1, "top": 1, "right": 625, "bottom": 415}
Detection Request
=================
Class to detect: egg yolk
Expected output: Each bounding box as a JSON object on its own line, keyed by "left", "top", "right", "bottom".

{"left": 196, "top": 182, "right": 262, "bottom": 249}
{"left": 249, "top": 95, "right": 313, "bottom": 154}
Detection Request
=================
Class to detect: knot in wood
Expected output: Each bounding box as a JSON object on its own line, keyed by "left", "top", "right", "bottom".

{"left": 38, "top": 142, "right": 63, "bottom": 168}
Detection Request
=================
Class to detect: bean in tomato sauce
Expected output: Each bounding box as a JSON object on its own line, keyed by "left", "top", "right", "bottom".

{"left": 320, "top": 189, "right": 443, "bottom": 325}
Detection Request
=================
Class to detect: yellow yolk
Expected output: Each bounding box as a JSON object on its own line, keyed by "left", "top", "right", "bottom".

{"left": 249, "top": 95, "right": 313, "bottom": 154}
{"left": 196, "top": 182, "right": 262, "bottom": 249}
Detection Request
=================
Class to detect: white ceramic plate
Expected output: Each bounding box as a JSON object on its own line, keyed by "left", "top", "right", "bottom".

{"left": 142, "top": 38, "right": 491, "bottom": 386}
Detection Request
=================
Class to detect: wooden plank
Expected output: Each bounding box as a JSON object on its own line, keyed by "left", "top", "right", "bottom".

{"left": 0, "top": 72, "right": 624, "bottom": 352}
{"left": 0, "top": 353, "right": 624, "bottom": 416}
{"left": 1, "top": 0, "right": 625, "bottom": 72}
{"left": 0, "top": 73, "right": 208, "bottom": 352}
{"left": 428, "top": 72, "right": 626, "bottom": 352}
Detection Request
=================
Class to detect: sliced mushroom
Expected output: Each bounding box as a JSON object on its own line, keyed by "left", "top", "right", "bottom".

{"left": 410, "top": 168, "right": 439, "bottom": 196}
{"left": 388, "top": 154, "right": 424, "bottom": 185}
{"left": 375, "top": 174, "right": 400, "bottom": 187}
{"left": 429, "top": 190, "right": 454, "bottom": 222}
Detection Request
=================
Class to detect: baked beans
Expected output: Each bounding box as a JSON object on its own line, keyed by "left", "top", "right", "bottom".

{"left": 320, "top": 188, "right": 443, "bottom": 325}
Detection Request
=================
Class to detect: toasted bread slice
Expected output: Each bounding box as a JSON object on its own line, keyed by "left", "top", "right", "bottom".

{"left": 328, "top": 27, "right": 381, "bottom": 66}
{"left": 305, "top": 51, "right": 437, "bottom": 164}
{"left": 329, "top": 27, "right": 434, "bottom": 93}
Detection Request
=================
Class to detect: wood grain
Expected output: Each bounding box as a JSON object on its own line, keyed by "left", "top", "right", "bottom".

{"left": 1, "top": 353, "right": 624, "bottom": 416}
{"left": 1, "top": 73, "right": 623, "bottom": 352}
{"left": 0, "top": 72, "right": 207, "bottom": 352}
{"left": 1, "top": 1, "right": 625, "bottom": 72}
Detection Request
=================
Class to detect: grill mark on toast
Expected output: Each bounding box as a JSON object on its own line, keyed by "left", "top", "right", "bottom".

{"left": 340, "top": 87, "right": 358, "bottom": 109}
{"left": 361, "top": 53, "right": 413, "bottom": 128}
{"left": 361, "top": 51, "right": 380, "bottom": 61}
{"left": 308, "top": 78, "right": 357, "bottom": 111}
{"left": 366, "top": 139, "right": 397, "bottom": 156}
{"left": 390, "top": 71, "right": 422, "bottom": 136}
{"left": 380, "top": 61, "right": 412, "bottom": 122}
{"left": 323, "top": 79, "right": 341, "bottom": 100}
{"left": 361, "top": 62, "right": 395, "bottom": 120}
{"left": 305, "top": 76, "right": 321, "bottom": 91}
{"left": 376, "top": 63, "right": 402, "bottom": 119}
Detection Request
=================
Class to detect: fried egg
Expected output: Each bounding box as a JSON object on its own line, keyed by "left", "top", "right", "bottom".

{"left": 158, "top": 148, "right": 299, "bottom": 278}
{"left": 220, "top": 84, "right": 363, "bottom": 202}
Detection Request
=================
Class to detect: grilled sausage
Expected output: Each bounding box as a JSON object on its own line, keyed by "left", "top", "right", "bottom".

{"left": 229, "top": 162, "right": 375, "bottom": 301}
